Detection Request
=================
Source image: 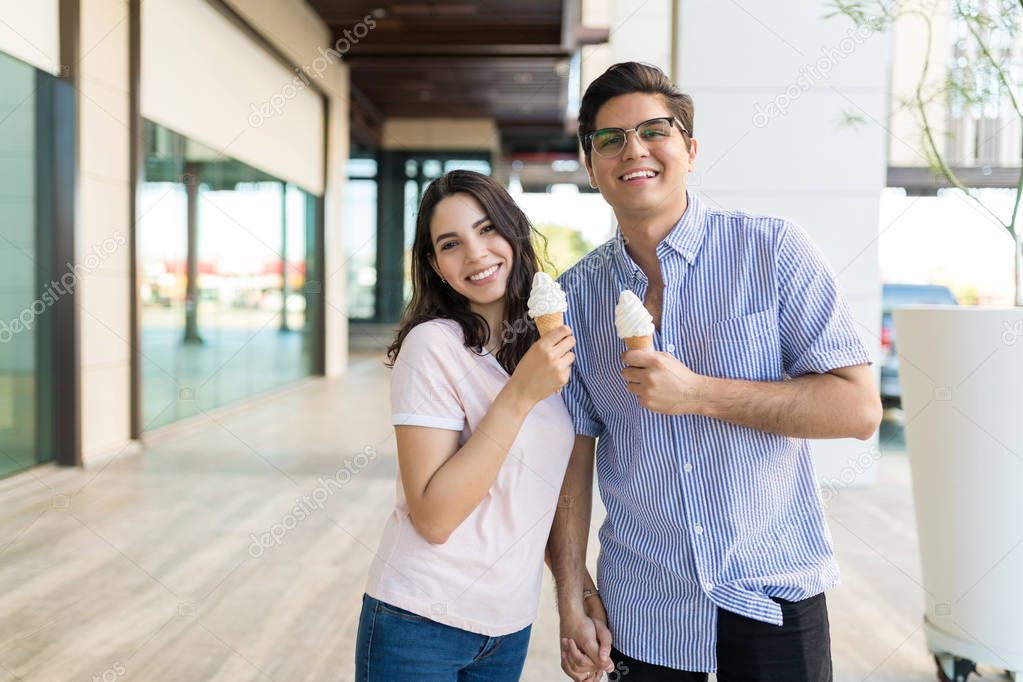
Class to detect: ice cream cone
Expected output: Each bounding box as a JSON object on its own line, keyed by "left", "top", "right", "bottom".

{"left": 624, "top": 335, "right": 653, "bottom": 350}
{"left": 535, "top": 312, "right": 564, "bottom": 336}
{"left": 616, "top": 291, "right": 655, "bottom": 348}
{"left": 528, "top": 272, "right": 568, "bottom": 337}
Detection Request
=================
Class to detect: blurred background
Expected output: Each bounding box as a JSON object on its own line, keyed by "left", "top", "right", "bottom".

{"left": 4, "top": 0, "right": 1019, "bottom": 472}
{"left": 2, "top": 0, "right": 1022, "bottom": 680}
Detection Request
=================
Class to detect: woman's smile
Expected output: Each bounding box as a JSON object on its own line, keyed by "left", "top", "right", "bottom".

{"left": 465, "top": 262, "right": 503, "bottom": 285}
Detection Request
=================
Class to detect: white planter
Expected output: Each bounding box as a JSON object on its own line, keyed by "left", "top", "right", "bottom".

{"left": 894, "top": 306, "right": 1023, "bottom": 673}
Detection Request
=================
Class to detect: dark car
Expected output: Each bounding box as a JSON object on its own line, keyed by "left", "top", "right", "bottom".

{"left": 880, "top": 283, "right": 958, "bottom": 407}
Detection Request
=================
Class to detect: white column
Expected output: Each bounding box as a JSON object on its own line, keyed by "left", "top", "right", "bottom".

{"left": 79, "top": 0, "right": 133, "bottom": 461}
{"left": 323, "top": 67, "right": 350, "bottom": 377}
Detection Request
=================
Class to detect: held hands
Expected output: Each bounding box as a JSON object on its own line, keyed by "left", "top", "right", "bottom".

{"left": 509, "top": 325, "right": 576, "bottom": 406}
{"left": 559, "top": 595, "right": 615, "bottom": 681}
{"left": 620, "top": 349, "right": 708, "bottom": 415}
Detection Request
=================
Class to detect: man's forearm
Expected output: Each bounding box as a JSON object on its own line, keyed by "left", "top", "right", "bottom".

{"left": 696, "top": 366, "right": 881, "bottom": 440}
{"left": 548, "top": 434, "right": 596, "bottom": 616}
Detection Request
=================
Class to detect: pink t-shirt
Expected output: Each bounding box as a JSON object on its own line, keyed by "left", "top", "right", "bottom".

{"left": 365, "top": 318, "right": 574, "bottom": 636}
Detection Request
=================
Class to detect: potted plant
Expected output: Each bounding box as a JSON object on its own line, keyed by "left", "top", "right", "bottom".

{"left": 832, "top": 2, "right": 1023, "bottom": 680}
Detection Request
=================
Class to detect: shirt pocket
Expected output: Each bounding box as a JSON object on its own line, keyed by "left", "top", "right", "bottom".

{"left": 697, "top": 308, "right": 783, "bottom": 381}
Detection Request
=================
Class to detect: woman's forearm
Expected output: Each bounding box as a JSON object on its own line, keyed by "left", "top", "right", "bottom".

{"left": 413, "top": 383, "right": 534, "bottom": 543}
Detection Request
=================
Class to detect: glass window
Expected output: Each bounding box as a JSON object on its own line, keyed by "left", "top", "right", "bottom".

{"left": 138, "top": 121, "right": 320, "bottom": 430}
{"left": 0, "top": 52, "right": 55, "bottom": 479}
{"left": 343, "top": 157, "right": 377, "bottom": 320}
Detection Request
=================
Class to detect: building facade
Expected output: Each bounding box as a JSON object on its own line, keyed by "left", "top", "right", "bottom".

{"left": 0, "top": 0, "right": 601, "bottom": 477}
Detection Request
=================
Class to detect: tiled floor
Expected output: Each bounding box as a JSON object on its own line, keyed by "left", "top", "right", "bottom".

{"left": 0, "top": 355, "right": 978, "bottom": 681}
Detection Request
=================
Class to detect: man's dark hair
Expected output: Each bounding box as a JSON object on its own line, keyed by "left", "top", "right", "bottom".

{"left": 578, "top": 62, "right": 694, "bottom": 163}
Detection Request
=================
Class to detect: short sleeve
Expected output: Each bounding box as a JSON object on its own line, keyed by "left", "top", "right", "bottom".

{"left": 776, "top": 222, "right": 873, "bottom": 377}
{"left": 563, "top": 364, "right": 603, "bottom": 438}
{"left": 560, "top": 296, "right": 604, "bottom": 437}
{"left": 390, "top": 322, "right": 466, "bottom": 431}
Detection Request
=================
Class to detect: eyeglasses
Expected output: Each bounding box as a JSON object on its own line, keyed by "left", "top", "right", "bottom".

{"left": 584, "top": 116, "right": 689, "bottom": 159}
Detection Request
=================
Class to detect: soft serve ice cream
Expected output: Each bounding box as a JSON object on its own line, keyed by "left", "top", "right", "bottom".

{"left": 528, "top": 272, "right": 569, "bottom": 335}
{"left": 615, "top": 290, "right": 655, "bottom": 349}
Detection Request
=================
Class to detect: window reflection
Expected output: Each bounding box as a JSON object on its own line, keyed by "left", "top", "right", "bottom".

{"left": 0, "top": 52, "right": 55, "bottom": 478}
{"left": 343, "top": 157, "right": 377, "bottom": 320}
{"left": 138, "top": 121, "right": 318, "bottom": 430}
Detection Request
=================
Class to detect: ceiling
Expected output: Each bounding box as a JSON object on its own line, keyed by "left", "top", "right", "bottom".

{"left": 305, "top": 1, "right": 606, "bottom": 153}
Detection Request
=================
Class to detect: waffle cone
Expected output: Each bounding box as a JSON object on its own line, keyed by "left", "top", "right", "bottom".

{"left": 534, "top": 312, "right": 564, "bottom": 336}
{"left": 623, "top": 335, "right": 653, "bottom": 350}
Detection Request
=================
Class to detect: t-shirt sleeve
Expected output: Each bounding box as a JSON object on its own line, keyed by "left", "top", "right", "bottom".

{"left": 776, "top": 222, "right": 873, "bottom": 377}
{"left": 390, "top": 322, "right": 466, "bottom": 431}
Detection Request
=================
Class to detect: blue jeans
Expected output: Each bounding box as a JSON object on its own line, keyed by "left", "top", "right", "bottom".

{"left": 355, "top": 594, "right": 531, "bottom": 681}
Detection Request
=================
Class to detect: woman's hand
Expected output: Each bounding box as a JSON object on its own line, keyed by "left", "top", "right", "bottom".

{"left": 507, "top": 325, "right": 576, "bottom": 406}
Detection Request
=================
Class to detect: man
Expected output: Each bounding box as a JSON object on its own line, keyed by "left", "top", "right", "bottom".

{"left": 548, "top": 62, "right": 881, "bottom": 681}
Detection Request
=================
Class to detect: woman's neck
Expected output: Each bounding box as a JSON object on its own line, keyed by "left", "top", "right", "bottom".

{"left": 470, "top": 301, "right": 505, "bottom": 354}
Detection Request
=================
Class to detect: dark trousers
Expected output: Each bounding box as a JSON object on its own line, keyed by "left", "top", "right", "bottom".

{"left": 609, "top": 594, "right": 832, "bottom": 682}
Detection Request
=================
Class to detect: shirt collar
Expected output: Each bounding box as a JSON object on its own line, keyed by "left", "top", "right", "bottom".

{"left": 613, "top": 191, "right": 708, "bottom": 281}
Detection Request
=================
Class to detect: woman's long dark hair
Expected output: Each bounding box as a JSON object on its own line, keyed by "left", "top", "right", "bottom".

{"left": 386, "top": 170, "right": 548, "bottom": 374}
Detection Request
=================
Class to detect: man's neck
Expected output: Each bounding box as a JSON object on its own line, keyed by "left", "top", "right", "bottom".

{"left": 617, "top": 191, "right": 689, "bottom": 281}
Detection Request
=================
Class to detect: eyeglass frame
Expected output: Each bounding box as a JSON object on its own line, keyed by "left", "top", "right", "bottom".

{"left": 583, "top": 116, "right": 691, "bottom": 158}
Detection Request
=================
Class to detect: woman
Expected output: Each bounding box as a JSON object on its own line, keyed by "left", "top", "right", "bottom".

{"left": 355, "top": 170, "right": 577, "bottom": 681}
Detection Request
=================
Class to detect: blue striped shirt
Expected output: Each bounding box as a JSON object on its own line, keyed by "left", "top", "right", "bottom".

{"left": 558, "top": 192, "right": 871, "bottom": 672}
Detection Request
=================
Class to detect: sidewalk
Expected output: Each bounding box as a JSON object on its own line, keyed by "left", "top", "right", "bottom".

{"left": 0, "top": 356, "right": 935, "bottom": 681}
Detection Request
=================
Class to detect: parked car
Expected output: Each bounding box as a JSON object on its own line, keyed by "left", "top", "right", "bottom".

{"left": 880, "top": 283, "right": 958, "bottom": 407}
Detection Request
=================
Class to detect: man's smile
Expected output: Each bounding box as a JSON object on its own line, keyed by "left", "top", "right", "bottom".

{"left": 618, "top": 167, "right": 661, "bottom": 183}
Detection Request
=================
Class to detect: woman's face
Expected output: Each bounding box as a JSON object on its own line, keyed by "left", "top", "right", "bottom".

{"left": 428, "top": 192, "right": 515, "bottom": 309}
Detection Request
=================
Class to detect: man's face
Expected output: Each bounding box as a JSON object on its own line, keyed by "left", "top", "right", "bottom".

{"left": 585, "top": 92, "right": 697, "bottom": 220}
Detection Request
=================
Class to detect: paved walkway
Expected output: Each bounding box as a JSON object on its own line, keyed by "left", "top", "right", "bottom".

{"left": 0, "top": 356, "right": 949, "bottom": 681}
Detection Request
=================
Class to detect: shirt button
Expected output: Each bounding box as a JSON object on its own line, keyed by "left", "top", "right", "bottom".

{"left": 683, "top": 462, "right": 693, "bottom": 473}
{"left": 666, "top": 343, "right": 676, "bottom": 352}
{"left": 704, "top": 581, "right": 714, "bottom": 591}
{"left": 694, "top": 525, "right": 704, "bottom": 535}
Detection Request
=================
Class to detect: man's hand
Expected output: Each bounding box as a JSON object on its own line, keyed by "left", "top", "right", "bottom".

{"left": 620, "top": 349, "right": 708, "bottom": 415}
{"left": 559, "top": 598, "right": 614, "bottom": 680}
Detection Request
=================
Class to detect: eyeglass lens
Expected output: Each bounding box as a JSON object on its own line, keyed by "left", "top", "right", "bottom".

{"left": 591, "top": 119, "right": 675, "bottom": 156}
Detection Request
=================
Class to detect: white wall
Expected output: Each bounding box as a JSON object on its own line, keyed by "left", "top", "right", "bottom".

{"left": 0, "top": 0, "right": 60, "bottom": 75}
{"left": 381, "top": 118, "right": 500, "bottom": 153}
{"left": 142, "top": 0, "right": 326, "bottom": 195}
{"left": 580, "top": 0, "right": 671, "bottom": 102}
{"left": 601, "top": 1, "right": 888, "bottom": 485}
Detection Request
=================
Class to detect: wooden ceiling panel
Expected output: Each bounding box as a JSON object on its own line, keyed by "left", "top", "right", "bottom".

{"left": 350, "top": 55, "right": 566, "bottom": 123}
{"left": 306, "top": 1, "right": 589, "bottom": 148}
